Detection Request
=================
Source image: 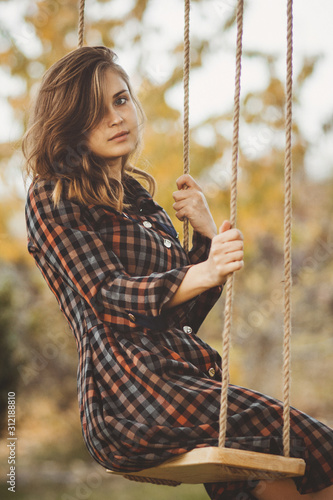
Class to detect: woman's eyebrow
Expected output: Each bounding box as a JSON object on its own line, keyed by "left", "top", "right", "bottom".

{"left": 113, "top": 89, "right": 129, "bottom": 98}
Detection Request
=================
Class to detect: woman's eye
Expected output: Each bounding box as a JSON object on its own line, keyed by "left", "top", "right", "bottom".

{"left": 115, "top": 97, "right": 128, "bottom": 106}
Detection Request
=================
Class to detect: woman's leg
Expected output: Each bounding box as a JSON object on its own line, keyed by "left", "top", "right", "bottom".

{"left": 252, "top": 479, "right": 333, "bottom": 500}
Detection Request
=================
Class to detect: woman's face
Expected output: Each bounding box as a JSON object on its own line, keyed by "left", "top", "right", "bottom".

{"left": 87, "top": 70, "right": 139, "bottom": 177}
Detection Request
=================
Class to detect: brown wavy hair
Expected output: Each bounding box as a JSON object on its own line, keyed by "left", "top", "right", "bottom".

{"left": 22, "top": 46, "right": 155, "bottom": 210}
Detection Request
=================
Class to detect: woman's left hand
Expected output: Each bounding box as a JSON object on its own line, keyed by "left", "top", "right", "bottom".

{"left": 172, "top": 174, "right": 217, "bottom": 239}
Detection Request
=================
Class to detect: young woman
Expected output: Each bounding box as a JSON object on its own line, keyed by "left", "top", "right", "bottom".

{"left": 23, "top": 46, "right": 333, "bottom": 500}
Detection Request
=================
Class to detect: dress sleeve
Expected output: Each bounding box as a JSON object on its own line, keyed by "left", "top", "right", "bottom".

{"left": 188, "top": 230, "right": 213, "bottom": 264}
{"left": 26, "top": 184, "right": 192, "bottom": 329}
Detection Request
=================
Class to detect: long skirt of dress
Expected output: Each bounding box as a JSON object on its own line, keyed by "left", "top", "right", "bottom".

{"left": 78, "top": 329, "right": 333, "bottom": 500}
{"left": 79, "top": 327, "right": 333, "bottom": 500}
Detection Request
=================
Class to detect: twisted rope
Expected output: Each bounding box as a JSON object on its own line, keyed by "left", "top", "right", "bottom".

{"left": 123, "top": 475, "right": 180, "bottom": 486}
{"left": 78, "top": 0, "right": 85, "bottom": 48}
{"left": 182, "top": 0, "right": 191, "bottom": 253}
{"left": 218, "top": 0, "right": 244, "bottom": 448}
{"left": 283, "top": 0, "right": 294, "bottom": 458}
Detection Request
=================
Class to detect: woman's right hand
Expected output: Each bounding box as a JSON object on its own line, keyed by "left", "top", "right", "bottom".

{"left": 204, "top": 220, "right": 244, "bottom": 287}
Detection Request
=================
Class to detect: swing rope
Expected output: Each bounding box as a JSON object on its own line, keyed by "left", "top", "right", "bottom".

{"left": 283, "top": 0, "right": 294, "bottom": 458}
{"left": 182, "top": 0, "right": 191, "bottom": 254}
{"left": 218, "top": 0, "right": 294, "bottom": 456}
{"left": 218, "top": 0, "right": 244, "bottom": 448}
{"left": 78, "top": 0, "right": 85, "bottom": 48}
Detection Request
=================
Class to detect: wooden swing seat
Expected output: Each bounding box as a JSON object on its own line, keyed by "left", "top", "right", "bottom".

{"left": 107, "top": 447, "right": 306, "bottom": 485}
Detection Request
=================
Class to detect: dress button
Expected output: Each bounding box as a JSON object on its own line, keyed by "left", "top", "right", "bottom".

{"left": 208, "top": 367, "right": 216, "bottom": 378}
{"left": 143, "top": 221, "right": 152, "bottom": 229}
{"left": 183, "top": 325, "right": 193, "bottom": 334}
{"left": 164, "top": 239, "right": 172, "bottom": 248}
{"left": 128, "top": 313, "right": 136, "bottom": 323}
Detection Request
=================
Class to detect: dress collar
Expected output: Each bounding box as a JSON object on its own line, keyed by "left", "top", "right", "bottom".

{"left": 123, "top": 175, "right": 162, "bottom": 215}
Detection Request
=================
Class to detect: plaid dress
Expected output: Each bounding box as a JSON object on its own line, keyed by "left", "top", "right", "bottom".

{"left": 25, "top": 175, "right": 333, "bottom": 499}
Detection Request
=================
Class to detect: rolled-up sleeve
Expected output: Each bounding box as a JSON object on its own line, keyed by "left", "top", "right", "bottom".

{"left": 188, "top": 231, "right": 213, "bottom": 264}
{"left": 26, "top": 185, "right": 192, "bottom": 329}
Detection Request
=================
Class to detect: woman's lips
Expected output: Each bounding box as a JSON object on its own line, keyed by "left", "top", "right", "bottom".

{"left": 109, "top": 131, "right": 129, "bottom": 141}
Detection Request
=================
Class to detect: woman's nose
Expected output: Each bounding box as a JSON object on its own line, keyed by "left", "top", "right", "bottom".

{"left": 105, "top": 107, "right": 123, "bottom": 126}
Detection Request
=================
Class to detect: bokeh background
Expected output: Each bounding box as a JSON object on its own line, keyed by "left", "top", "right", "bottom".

{"left": 0, "top": 1, "right": 332, "bottom": 499}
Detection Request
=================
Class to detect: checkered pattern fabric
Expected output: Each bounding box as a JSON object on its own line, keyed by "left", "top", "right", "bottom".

{"left": 25, "top": 176, "right": 333, "bottom": 498}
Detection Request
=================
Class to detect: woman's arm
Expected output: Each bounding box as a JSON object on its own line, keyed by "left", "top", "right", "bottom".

{"left": 164, "top": 220, "right": 244, "bottom": 309}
